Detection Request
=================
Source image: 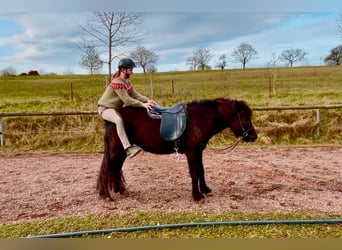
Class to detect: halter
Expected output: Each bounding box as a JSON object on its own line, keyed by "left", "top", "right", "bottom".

{"left": 237, "top": 111, "right": 251, "bottom": 140}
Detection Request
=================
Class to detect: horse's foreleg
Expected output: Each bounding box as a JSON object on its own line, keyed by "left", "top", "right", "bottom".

{"left": 197, "top": 152, "right": 211, "bottom": 195}
{"left": 194, "top": 149, "right": 211, "bottom": 195}
{"left": 186, "top": 149, "right": 205, "bottom": 201}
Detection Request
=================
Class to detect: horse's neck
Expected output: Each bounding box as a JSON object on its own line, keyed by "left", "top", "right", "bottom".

{"left": 207, "top": 100, "right": 234, "bottom": 133}
{"left": 188, "top": 103, "right": 229, "bottom": 136}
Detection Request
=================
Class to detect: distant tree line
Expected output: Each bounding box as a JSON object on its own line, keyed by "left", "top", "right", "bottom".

{"left": 0, "top": 67, "right": 40, "bottom": 76}
{"left": 76, "top": 11, "right": 342, "bottom": 76}
{"left": 185, "top": 43, "right": 311, "bottom": 71}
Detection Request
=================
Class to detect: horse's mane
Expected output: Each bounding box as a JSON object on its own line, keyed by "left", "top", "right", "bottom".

{"left": 186, "top": 97, "right": 253, "bottom": 117}
{"left": 186, "top": 98, "right": 220, "bottom": 107}
{"left": 236, "top": 99, "right": 253, "bottom": 117}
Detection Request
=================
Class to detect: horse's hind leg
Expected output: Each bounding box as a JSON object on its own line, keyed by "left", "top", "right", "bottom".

{"left": 108, "top": 152, "right": 127, "bottom": 195}
{"left": 97, "top": 151, "right": 126, "bottom": 199}
{"left": 97, "top": 157, "right": 109, "bottom": 198}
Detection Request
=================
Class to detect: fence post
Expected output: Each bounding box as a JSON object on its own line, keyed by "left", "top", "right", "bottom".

{"left": 70, "top": 82, "right": 74, "bottom": 101}
{"left": 171, "top": 80, "right": 175, "bottom": 98}
{"left": 0, "top": 117, "right": 3, "bottom": 146}
{"left": 316, "top": 109, "right": 320, "bottom": 137}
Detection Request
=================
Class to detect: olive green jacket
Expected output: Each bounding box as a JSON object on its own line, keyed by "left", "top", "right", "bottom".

{"left": 98, "top": 78, "right": 148, "bottom": 109}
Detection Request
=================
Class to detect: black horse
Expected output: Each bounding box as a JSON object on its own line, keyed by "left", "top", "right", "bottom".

{"left": 97, "top": 98, "right": 257, "bottom": 201}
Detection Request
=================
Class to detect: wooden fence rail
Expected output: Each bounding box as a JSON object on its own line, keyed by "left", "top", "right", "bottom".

{"left": 1, "top": 104, "right": 342, "bottom": 146}
{"left": 253, "top": 104, "right": 342, "bottom": 111}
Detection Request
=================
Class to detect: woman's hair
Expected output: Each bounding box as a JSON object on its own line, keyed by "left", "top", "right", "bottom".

{"left": 111, "top": 70, "right": 120, "bottom": 80}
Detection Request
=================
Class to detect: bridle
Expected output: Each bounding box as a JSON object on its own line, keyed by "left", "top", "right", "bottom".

{"left": 237, "top": 110, "right": 252, "bottom": 140}
{"left": 207, "top": 110, "right": 252, "bottom": 152}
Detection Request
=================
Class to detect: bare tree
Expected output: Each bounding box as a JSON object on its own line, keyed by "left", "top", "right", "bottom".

{"left": 1, "top": 66, "right": 16, "bottom": 76}
{"left": 216, "top": 54, "right": 227, "bottom": 70}
{"left": 80, "top": 45, "right": 103, "bottom": 75}
{"left": 338, "top": 13, "right": 342, "bottom": 39}
{"left": 130, "top": 46, "right": 159, "bottom": 97}
{"left": 186, "top": 55, "right": 198, "bottom": 70}
{"left": 130, "top": 46, "right": 159, "bottom": 74}
{"left": 266, "top": 52, "right": 281, "bottom": 96}
{"left": 78, "top": 12, "right": 143, "bottom": 80}
{"left": 324, "top": 45, "right": 342, "bottom": 65}
{"left": 186, "top": 47, "right": 213, "bottom": 71}
{"left": 231, "top": 43, "right": 257, "bottom": 70}
{"left": 279, "top": 48, "right": 307, "bottom": 67}
{"left": 146, "top": 65, "right": 157, "bottom": 73}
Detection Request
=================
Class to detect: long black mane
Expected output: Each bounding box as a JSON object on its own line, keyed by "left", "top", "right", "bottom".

{"left": 186, "top": 98, "right": 252, "bottom": 116}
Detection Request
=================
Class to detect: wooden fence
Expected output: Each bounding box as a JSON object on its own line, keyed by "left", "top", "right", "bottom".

{"left": 1, "top": 104, "right": 342, "bottom": 146}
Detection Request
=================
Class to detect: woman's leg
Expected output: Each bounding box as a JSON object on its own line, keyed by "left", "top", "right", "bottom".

{"left": 100, "top": 108, "right": 131, "bottom": 150}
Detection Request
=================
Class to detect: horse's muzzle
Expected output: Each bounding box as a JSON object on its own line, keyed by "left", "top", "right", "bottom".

{"left": 242, "top": 130, "right": 258, "bottom": 142}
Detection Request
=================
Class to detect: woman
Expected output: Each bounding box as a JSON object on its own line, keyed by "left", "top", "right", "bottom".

{"left": 98, "top": 58, "right": 156, "bottom": 158}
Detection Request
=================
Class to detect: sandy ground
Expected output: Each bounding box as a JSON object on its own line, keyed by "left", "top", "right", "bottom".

{"left": 1, "top": 146, "right": 341, "bottom": 225}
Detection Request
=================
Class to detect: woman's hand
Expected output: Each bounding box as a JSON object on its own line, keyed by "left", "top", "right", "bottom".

{"left": 142, "top": 101, "right": 154, "bottom": 111}
{"left": 147, "top": 99, "right": 157, "bottom": 105}
{"left": 142, "top": 99, "right": 157, "bottom": 111}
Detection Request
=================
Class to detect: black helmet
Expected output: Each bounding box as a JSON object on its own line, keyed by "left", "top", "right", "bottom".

{"left": 118, "top": 58, "right": 136, "bottom": 68}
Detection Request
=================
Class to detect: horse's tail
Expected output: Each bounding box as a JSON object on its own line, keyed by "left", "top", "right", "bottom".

{"left": 96, "top": 122, "right": 126, "bottom": 199}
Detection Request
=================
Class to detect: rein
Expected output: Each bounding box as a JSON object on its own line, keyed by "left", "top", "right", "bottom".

{"left": 174, "top": 137, "right": 241, "bottom": 162}
{"left": 207, "top": 137, "right": 242, "bottom": 153}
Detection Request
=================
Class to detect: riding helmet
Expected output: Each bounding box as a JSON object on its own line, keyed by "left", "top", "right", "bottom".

{"left": 118, "top": 58, "right": 136, "bottom": 68}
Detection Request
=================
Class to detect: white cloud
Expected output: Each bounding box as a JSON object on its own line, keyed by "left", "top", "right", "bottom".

{"left": 0, "top": 12, "right": 88, "bottom": 73}
{"left": 143, "top": 13, "right": 295, "bottom": 50}
{"left": 0, "top": 12, "right": 340, "bottom": 74}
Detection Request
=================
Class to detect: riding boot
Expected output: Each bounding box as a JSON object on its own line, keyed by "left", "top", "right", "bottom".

{"left": 126, "top": 145, "right": 142, "bottom": 158}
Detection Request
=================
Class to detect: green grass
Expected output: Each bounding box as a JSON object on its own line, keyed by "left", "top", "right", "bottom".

{"left": 1, "top": 212, "right": 341, "bottom": 238}
{"left": 1, "top": 66, "right": 341, "bottom": 112}
{"left": 0, "top": 74, "right": 102, "bottom": 112}
{"left": 0, "top": 66, "right": 341, "bottom": 152}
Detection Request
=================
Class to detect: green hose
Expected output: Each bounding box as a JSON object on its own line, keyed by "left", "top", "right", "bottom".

{"left": 27, "top": 218, "right": 342, "bottom": 238}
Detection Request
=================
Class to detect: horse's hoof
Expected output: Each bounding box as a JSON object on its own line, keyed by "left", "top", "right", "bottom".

{"left": 120, "top": 190, "right": 130, "bottom": 197}
{"left": 201, "top": 187, "right": 212, "bottom": 194}
{"left": 193, "top": 193, "right": 205, "bottom": 201}
{"left": 205, "top": 192, "right": 213, "bottom": 197}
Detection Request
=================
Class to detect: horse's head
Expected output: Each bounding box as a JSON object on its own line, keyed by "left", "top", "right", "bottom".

{"left": 229, "top": 100, "right": 258, "bottom": 142}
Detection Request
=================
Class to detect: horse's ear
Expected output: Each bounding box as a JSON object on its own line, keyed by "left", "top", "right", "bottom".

{"left": 236, "top": 99, "right": 253, "bottom": 117}
{"left": 215, "top": 98, "right": 225, "bottom": 109}
{"left": 215, "top": 97, "right": 225, "bottom": 103}
{"left": 234, "top": 100, "right": 241, "bottom": 110}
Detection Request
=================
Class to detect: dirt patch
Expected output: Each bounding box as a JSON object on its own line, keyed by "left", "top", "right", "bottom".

{"left": 1, "top": 146, "right": 341, "bottom": 225}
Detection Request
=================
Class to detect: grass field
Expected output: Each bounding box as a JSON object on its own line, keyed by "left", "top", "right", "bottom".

{"left": 0, "top": 66, "right": 341, "bottom": 238}
{"left": 1, "top": 66, "right": 341, "bottom": 112}
{"left": 1, "top": 212, "right": 342, "bottom": 238}
{"left": 0, "top": 66, "right": 341, "bottom": 152}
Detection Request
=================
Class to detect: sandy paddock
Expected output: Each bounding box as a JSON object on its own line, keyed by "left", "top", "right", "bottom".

{"left": 1, "top": 146, "right": 341, "bottom": 225}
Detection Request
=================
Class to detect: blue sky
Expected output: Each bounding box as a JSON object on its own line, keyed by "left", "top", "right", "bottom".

{"left": 0, "top": 7, "right": 341, "bottom": 74}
